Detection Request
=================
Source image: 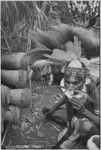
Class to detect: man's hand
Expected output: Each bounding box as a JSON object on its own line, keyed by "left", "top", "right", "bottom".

{"left": 71, "top": 96, "right": 86, "bottom": 115}
{"left": 86, "top": 82, "right": 99, "bottom": 107}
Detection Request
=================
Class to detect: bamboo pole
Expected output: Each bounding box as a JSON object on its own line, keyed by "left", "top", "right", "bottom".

{"left": 10, "top": 88, "right": 31, "bottom": 107}
{"left": 1, "top": 69, "right": 29, "bottom": 88}
{"left": 1, "top": 85, "right": 31, "bottom": 107}
{"left": 1, "top": 52, "right": 27, "bottom": 70}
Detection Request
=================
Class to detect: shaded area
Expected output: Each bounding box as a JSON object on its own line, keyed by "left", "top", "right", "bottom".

{"left": 2, "top": 82, "right": 87, "bottom": 149}
{"left": 3, "top": 84, "right": 64, "bottom": 148}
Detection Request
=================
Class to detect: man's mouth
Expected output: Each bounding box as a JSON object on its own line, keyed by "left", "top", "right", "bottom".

{"left": 65, "top": 82, "right": 83, "bottom": 89}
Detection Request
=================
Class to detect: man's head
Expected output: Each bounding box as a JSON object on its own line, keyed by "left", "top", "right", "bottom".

{"left": 64, "top": 60, "right": 87, "bottom": 91}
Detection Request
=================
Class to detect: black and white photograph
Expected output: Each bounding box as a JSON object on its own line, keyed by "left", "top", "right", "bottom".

{"left": 1, "top": 1, "right": 100, "bottom": 149}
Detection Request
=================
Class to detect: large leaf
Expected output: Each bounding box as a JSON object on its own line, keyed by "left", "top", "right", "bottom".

{"left": 89, "top": 57, "right": 99, "bottom": 65}
{"left": 65, "top": 36, "right": 81, "bottom": 58}
{"left": 25, "top": 49, "right": 52, "bottom": 66}
{"left": 86, "top": 63, "right": 99, "bottom": 78}
{"left": 80, "top": 57, "right": 99, "bottom": 79}
{"left": 43, "top": 49, "right": 78, "bottom": 63}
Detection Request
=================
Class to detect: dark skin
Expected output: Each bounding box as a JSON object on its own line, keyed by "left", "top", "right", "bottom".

{"left": 43, "top": 68, "right": 99, "bottom": 149}
{"left": 45, "top": 87, "right": 100, "bottom": 128}
{"left": 63, "top": 67, "right": 100, "bottom": 129}
{"left": 64, "top": 67, "right": 87, "bottom": 91}
{"left": 72, "top": 82, "right": 100, "bottom": 129}
{"left": 44, "top": 69, "right": 100, "bottom": 129}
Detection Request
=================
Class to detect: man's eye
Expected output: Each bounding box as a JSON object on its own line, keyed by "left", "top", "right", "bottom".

{"left": 79, "top": 73, "right": 84, "bottom": 77}
{"left": 66, "top": 71, "right": 70, "bottom": 75}
{"left": 72, "top": 72, "right": 76, "bottom": 76}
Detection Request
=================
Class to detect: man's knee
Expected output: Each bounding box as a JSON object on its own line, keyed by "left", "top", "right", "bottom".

{"left": 80, "top": 119, "right": 98, "bottom": 136}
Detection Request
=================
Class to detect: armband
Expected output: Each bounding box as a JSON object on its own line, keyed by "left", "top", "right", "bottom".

{"left": 94, "top": 110, "right": 100, "bottom": 116}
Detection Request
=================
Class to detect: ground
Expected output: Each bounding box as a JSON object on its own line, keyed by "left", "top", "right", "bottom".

{"left": 3, "top": 81, "right": 86, "bottom": 149}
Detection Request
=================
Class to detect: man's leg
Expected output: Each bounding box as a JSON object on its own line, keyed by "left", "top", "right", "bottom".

{"left": 42, "top": 95, "right": 66, "bottom": 116}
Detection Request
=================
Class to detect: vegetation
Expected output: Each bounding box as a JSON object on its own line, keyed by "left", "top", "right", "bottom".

{"left": 1, "top": 1, "right": 100, "bottom": 53}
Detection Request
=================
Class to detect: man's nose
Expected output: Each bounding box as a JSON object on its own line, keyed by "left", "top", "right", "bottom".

{"left": 68, "top": 83, "right": 74, "bottom": 90}
{"left": 69, "top": 76, "right": 76, "bottom": 82}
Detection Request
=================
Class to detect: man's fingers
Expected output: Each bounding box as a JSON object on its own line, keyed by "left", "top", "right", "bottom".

{"left": 72, "top": 98, "right": 82, "bottom": 104}
{"left": 71, "top": 101, "right": 81, "bottom": 108}
{"left": 71, "top": 100, "right": 83, "bottom": 109}
{"left": 72, "top": 105, "right": 79, "bottom": 110}
{"left": 72, "top": 96, "right": 86, "bottom": 104}
{"left": 71, "top": 100, "right": 78, "bottom": 105}
{"left": 71, "top": 100, "right": 81, "bottom": 107}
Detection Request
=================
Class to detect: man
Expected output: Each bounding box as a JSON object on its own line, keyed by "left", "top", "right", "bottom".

{"left": 43, "top": 59, "right": 99, "bottom": 148}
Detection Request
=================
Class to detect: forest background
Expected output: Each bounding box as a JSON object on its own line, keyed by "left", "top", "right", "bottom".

{"left": 1, "top": 1, "right": 100, "bottom": 54}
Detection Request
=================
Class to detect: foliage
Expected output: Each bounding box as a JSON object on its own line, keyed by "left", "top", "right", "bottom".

{"left": 40, "top": 1, "right": 100, "bottom": 28}
{"left": 1, "top": 1, "right": 47, "bottom": 52}
{"left": 1, "top": 1, "right": 100, "bottom": 53}
{"left": 65, "top": 36, "right": 82, "bottom": 58}
{"left": 67, "top": 1, "right": 100, "bottom": 28}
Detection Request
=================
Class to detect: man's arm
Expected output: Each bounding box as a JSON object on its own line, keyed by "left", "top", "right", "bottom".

{"left": 86, "top": 82, "right": 100, "bottom": 108}
{"left": 43, "top": 94, "right": 66, "bottom": 115}
{"left": 83, "top": 108, "right": 99, "bottom": 128}
{"left": 71, "top": 96, "right": 100, "bottom": 129}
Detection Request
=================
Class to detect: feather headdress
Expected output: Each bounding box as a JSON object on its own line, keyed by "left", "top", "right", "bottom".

{"left": 43, "top": 36, "right": 99, "bottom": 80}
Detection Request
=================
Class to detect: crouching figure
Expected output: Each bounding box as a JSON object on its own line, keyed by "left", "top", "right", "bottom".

{"left": 43, "top": 59, "right": 100, "bottom": 149}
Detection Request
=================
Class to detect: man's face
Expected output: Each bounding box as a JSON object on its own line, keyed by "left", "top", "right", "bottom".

{"left": 64, "top": 67, "right": 86, "bottom": 91}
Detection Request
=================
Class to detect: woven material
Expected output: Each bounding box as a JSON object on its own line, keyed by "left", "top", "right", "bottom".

{"left": 5, "top": 105, "right": 20, "bottom": 123}
{"left": 1, "top": 69, "right": 30, "bottom": 88}
{"left": 1, "top": 53, "right": 26, "bottom": 70}
{"left": 20, "top": 55, "right": 29, "bottom": 70}
{"left": 10, "top": 88, "right": 31, "bottom": 107}
{"left": 20, "top": 88, "right": 32, "bottom": 107}
{"left": 1, "top": 85, "right": 11, "bottom": 107}
{"left": 17, "top": 70, "right": 29, "bottom": 88}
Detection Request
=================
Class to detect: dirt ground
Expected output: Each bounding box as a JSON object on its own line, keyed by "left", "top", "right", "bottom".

{"left": 3, "top": 82, "right": 64, "bottom": 148}
{"left": 3, "top": 81, "right": 86, "bottom": 149}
